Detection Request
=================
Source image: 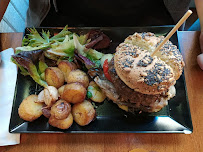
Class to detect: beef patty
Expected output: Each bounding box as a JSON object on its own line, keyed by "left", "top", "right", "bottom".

{"left": 108, "top": 58, "right": 169, "bottom": 112}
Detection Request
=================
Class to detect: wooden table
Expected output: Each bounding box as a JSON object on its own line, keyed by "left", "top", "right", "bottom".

{"left": 0, "top": 31, "right": 203, "bottom": 152}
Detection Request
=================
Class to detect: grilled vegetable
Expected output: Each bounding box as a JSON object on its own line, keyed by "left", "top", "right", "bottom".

{"left": 103, "top": 59, "right": 112, "bottom": 82}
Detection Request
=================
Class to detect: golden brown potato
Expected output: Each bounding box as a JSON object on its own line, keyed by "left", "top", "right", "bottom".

{"left": 58, "top": 85, "right": 65, "bottom": 97}
{"left": 49, "top": 113, "right": 73, "bottom": 130}
{"left": 67, "top": 69, "right": 89, "bottom": 88}
{"left": 50, "top": 100, "right": 71, "bottom": 120}
{"left": 88, "top": 81, "right": 106, "bottom": 103}
{"left": 45, "top": 67, "right": 65, "bottom": 88}
{"left": 18, "top": 95, "right": 43, "bottom": 122}
{"left": 61, "top": 83, "right": 86, "bottom": 104}
{"left": 58, "top": 60, "right": 77, "bottom": 82}
{"left": 72, "top": 100, "right": 96, "bottom": 126}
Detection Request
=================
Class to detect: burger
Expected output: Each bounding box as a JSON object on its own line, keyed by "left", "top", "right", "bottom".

{"left": 94, "top": 32, "right": 185, "bottom": 113}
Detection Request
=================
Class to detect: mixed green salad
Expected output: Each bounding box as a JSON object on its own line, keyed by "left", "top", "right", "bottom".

{"left": 11, "top": 26, "right": 112, "bottom": 87}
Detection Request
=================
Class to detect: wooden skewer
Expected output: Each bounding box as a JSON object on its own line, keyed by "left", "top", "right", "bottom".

{"left": 151, "top": 10, "right": 193, "bottom": 57}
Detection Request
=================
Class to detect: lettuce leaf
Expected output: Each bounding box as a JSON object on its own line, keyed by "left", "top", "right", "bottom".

{"left": 49, "top": 25, "right": 71, "bottom": 42}
{"left": 12, "top": 50, "right": 48, "bottom": 87}
{"left": 50, "top": 35, "right": 75, "bottom": 58}
{"left": 21, "top": 26, "right": 72, "bottom": 50}
{"left": 73, "top": 34, "right": 104, "bottom": 68}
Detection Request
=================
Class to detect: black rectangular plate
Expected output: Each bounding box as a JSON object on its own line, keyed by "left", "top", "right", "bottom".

{"left": 9, "top": 26, "right": 193, "bottom": 133}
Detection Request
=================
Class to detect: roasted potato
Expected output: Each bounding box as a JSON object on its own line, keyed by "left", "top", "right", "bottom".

{"left": 42, "top": 107, "right": 51, "bottom": 118}
{"left": 50, "top": 100, "right": 71, "bottom": 120}
{"left": 18, "top": 95, "right": 43, "bottom": 122}
{"left": 67, "top": 69, "right": 89, "bottom": 88}
{"left": 88, "top": 81, "right": 106, "bottom": 103}
{"left": 45, "top": 67, "right": 65, "bottom": 88}
{"left": 72, "top": 100, "right": 96, "bottom": 126}
{"left": 49, "top": 113, "right": 73, "bottom": 130}
{"left": 61, "top": 82, "right": 86, "bottom": 104}
{"left": 58, "top": 60, "right": 77, "bottom": 82}
{"left": 58, "top": 85, "right": 65, "bottom": 97}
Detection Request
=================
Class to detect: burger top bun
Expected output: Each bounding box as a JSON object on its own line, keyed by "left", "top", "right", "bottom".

{"left": 114, "top": 43, "right": 176, "bottom": 95}
{"left": 124, "top": 32, "right": 185, "bottom": 80}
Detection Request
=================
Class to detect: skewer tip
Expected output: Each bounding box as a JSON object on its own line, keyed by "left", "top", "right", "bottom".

{"left": 188, "top": 10, "right": 193, "bottom": 14}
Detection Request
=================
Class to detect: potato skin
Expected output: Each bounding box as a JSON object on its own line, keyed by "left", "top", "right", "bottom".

{"left": 50, "top": 99, "right": 71, "bottom": 120}
{"left": 67, "top": 69, "right": 89, "bottom": 88}
{"left": 42, "top": 107, "right": 51, "bottom": 118}
{"left": 45, "top": 67, "right": 65, "bottom": 88}
{"left": 49, "top": 113, "right": 73, "bottom": 129}
{"left": 58, "top": 61, "right": 77, "bottom": 82}
{"left": 58, "top": 85, "right": 65, "bottom": 97}
{"left": 18, "top": 95, "right": 43, "bottom": 122}
{"left": 61, "top": 83, "right": 86, "bottom": 104}
{"left": 72, "top": 100, "right": 96, "bottom": 126}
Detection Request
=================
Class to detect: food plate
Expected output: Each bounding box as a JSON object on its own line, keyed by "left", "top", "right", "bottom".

{"left": 9, "top": 26, "right": 193, "bottom": 133}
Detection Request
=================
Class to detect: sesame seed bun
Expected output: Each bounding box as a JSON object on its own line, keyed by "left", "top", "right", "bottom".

{"left": 124, "top": 32, "right": 184, "bottom": 80}
{"left": 114, "top": 43, "right": 176, "bottom": 95}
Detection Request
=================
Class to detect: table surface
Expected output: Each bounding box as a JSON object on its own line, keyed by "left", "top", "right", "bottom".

{"left": 0, "top": 31, "right": 203, "bottom": 152}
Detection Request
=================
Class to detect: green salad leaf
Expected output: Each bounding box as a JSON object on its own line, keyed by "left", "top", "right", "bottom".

{"left": 16, "top": 44, "right": 50, "bottom": 53}
{"left": 73, "top": 34, "right": 104, "bottom": 68}
{"left": 22, "top": 28, "right": 49, "bottom": 47}
{"left": 21, "top": 26, "right": 72, "bottom": 50}
{"left": 11, "top": 26, "right": 109, "bottom": 87}
{"left": 49, "top": 35, "right": 75, "bottom": 57}
{"left": 49, "top": 25, "right": 71, "bottom": 42}
{"left": 12, "top": 50, "right": 48, "bottom": 87}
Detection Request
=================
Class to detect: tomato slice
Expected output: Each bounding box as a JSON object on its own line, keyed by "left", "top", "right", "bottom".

{"left": 103, "top": 59, "right": 112, "bottom": 82}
